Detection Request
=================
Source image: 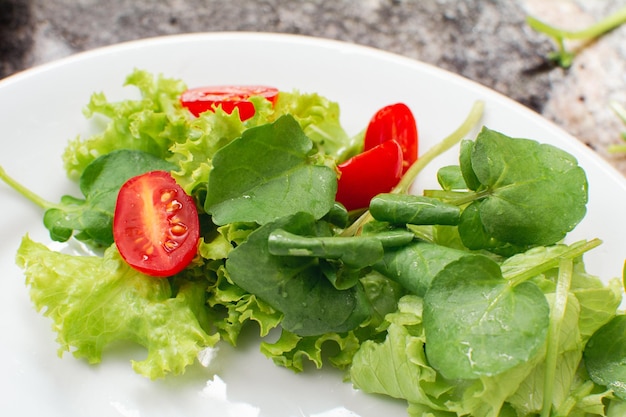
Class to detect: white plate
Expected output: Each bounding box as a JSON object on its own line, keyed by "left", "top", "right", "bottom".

{"left": 1, "top": 32, "right": 625, "bottom": 417}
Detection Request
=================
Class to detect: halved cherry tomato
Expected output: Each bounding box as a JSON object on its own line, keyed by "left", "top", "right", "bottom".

{"left": 113, "top": 170, "right": 200, "bottom": 277}
{"left": 335, "top": 140, "right": 403, "bottom": 211}
{"left": 180, "top": 85, "right": 279, "bottom": 121}
{"left": 363, "top": 103, "right": 418, "bottom": 173}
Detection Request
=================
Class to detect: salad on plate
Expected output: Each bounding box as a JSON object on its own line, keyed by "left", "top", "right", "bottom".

{"left": 1, "top": 69, "right": 625, "bottom": 417}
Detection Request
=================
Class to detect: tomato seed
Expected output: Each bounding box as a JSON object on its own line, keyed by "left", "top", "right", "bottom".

{"left": 166, "top": 199, "right": 183, "bottom": 213}
{"left": 160, "top": 190, "right": 176, "bottom": 203}
{"left": 171, "top": 224, "right": 188, "bottom": 236}
{"left": 163, "top": 240, "right": 179, "bottom": 252}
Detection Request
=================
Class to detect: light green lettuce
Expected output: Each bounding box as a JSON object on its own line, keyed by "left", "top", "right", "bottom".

{"left": 64, "top": 69, "right": 358, "bottom": 198}
{"left": 63, "top": 69, "right": 189, "bottom": 180}
{"left": 16, "top": 235, "right": 219, "bottom": 379}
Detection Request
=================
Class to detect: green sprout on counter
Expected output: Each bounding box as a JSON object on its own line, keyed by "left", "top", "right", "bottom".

{"left": 609, "top": 101, "right": 626, "bottom": 153}
{"left": 527, "top": 5, "right": 626, "bottom": 68}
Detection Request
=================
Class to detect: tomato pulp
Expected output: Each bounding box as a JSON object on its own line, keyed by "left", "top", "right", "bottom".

{"left": 113, "top": 171, "right": 200, "bottom": 277}
{"left": 180, "top": 85, "right": 279, "bottom": 120}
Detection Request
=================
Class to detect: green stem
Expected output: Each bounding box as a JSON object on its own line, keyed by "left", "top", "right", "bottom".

{"left": 505, "top": 239, "right": 602, "bottom": 287}
{"left": 527, "top": 6, "right": 626, "bottom": 67}
{"left": 610, "top": 100, "right": 626, "bottom": 124}
{"left": 527, "top": 6, "right": 626, "bottom": 41}
{"left": 0, "top": 165, "right": 56, "bottom": 209}
{"left": 341, "top": 100, "right": 484, "bottom": 237}
{"left": 540, "top": 257, "right": 574, "bottom": 417}
{"left": 609, "top": 100, "right": 626, "bottom": 153}
{"left": 609, "top": 144, "right": 626, "bottom": 153}
{"left": 393, "top": 100, "right": 484, "bottom": 195}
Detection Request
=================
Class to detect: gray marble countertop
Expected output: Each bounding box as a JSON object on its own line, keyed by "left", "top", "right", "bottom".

{"left": 2, "top": 0, "right": 626, "bottom": 175}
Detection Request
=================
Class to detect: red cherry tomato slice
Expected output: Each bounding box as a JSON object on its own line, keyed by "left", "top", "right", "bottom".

{"left": 113, "top": 170, "right": 200, "bottom": 277}
{"left": 180, "top": 85, "right": 279, "bottom": 121}
{"left": 363, "top": 103, "right": 418, "bottom": 173}
{"left": 335, "top": 140, "right": 403, "bottom": 211}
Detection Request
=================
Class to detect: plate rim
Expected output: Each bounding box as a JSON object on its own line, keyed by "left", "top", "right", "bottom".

{"left": 3, "top": 31, "right": 625, "bottom": 187}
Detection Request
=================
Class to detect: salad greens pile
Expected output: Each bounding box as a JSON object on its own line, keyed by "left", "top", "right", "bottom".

{"left": 3, "top": 69, "right": 626, "bottom": 417}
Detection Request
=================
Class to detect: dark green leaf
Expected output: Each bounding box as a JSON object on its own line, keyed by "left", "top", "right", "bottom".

{"left": 436, "top": 165, "right": 468, "bottom": 191}
{"left": 205, "top": 115, "right": 337, "bottom": 226}
{"left": 267, "top": 227, "right": 414, "bottom": 270}
{"left": 370, "top": 193, "right": 461, "bottom": 226}
{"left": 424, "top": 255, "right": 550, "bottom": 379}
{"left": 44, "top": 149, "right": 175, "bottom": 246}
{"left": 458, "top": 201, "right": 528, "bottom": 256}
{"left": 460, "top": 127, "right": 588, "bottom": 247}
{"left": 372, "top": 241, "right": 468, "bottom": 297}
{"left": 459, "top": 139, "right": 480, "bottom": 191}
{"left": 584, "top": 315, "right": 626, "bottom": 399}
{"left": 225, "top": 212, "right": 371, "bottom": 336}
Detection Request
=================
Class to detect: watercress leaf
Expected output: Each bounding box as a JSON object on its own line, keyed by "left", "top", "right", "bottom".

{"left": 44, "top": 149, "right": 175, "bottom": 247}
{"left": 205, "top": 115, "right": 337, "bottom": 226}
{"left": 423, "top": 255, "right": 550, "bottom": 380}
{"left": 319, "top": 259, "right": 362, "bottom": 290}
{"left": 459, "top": 139, "right": 481, "bottom": 191}
{"left": 370, "top": 193, "right": 461, "bottom": 226}
{"left": 584, "top": 315, "right": 626, "bottom": 400}
{"left": 461, "top": 127, "right": 588, "bottom": 247}
{"left": 360, "top": 271, "right": 407, "bottom": 327}
{"left": 267, "top": 227, "right": 413, "bottom": 270}
{"left": 372, "top": 241, "right": 469, "bottom": 297}
{"left": 457, "top": 201, "right": 500, "bottom": 249}
{"left": 323, "top": 202, "right": 350, "bottom": 228}
{"left": 267, "top": 228, "right": 384, "bottom": 269}
{"left": 352, "top": 295, "right": 551, "bottom": 416}
{"left": 436, "top": 165, "right": 468, "bottom": 191}
{"left": 225, "top": 212, "right": 371, "bottom": 336}
{"left": 457, "top": 201, "right": 528, "bottom": 256}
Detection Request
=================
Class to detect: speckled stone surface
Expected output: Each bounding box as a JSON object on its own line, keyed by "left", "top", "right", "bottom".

{"left": 2, "top": 0, "right": 626, "bottom": 175}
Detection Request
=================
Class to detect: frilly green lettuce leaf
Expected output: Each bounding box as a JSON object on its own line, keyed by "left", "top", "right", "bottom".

{"left": 206, "top": 263, "right": 283, "bottom": 346}
{"left": 169, "top": 104, "right": 249, "bottom": 196}
{"left": 16, "top": 235, "right": 219, "bottom": 379}
{"left": 260, "top": 328, "right": 361, "bottom": 372}
{"left": 63, "top": 69, "right": 189, "bottom": 180}
{"left": 272, "top": 90, "right": 360, "bottom": 162}
{"left": 169, "top": 91, "right": 356, "bottom": 197}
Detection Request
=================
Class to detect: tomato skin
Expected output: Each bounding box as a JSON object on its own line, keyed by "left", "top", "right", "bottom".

{"left": 180, "top": 85, "right": 279, "bottom": 120}
{"left": 113, "top": 171, "right": 200, "bottom": 277}
{"left": 335, "top": 140, "right": 403, "bottom": 211}
{"left": 363, "top": 103, "right": 418, "bottom": 173}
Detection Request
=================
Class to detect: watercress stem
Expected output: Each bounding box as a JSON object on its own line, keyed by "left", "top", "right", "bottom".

{"left": 0, "top": 165, "right": 56, "bottom": 210}
{"left": 541, "top": 257, "right": 573, "bottom": 417}
{"left": 527, "top": 6, "right": 626, "bottom": 41}
{"left": 505, "top": 239, "right": 602, "bottom": 287}
{"left": 527, "top": 5, "right": 626, "bottom": 67}
{"left": 393, "top": 100, "right": 484, "bottom": 195}
{"left": 609, "top": 101, "right": 626, "bottom": 153}
{"left": 341, "top": 100, "right": 484, "bottom": 237}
